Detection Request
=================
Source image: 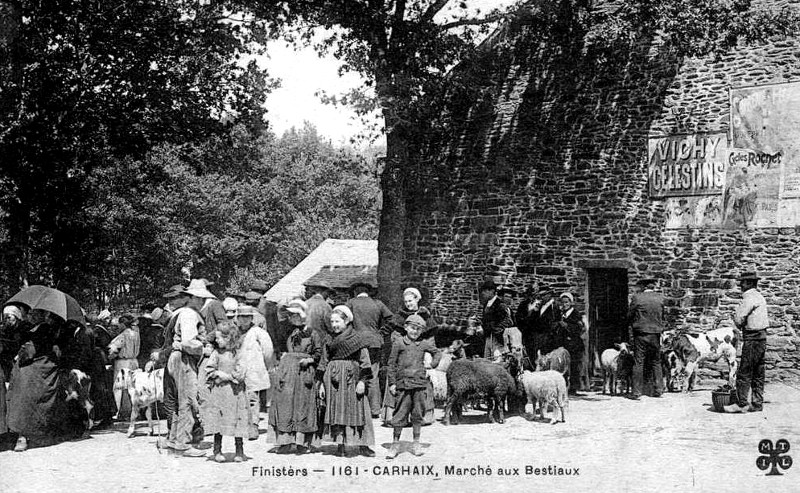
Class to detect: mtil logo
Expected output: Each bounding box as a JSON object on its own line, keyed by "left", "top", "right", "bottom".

{"left": 757, "top": 439, "right": 792, "bottom": 476}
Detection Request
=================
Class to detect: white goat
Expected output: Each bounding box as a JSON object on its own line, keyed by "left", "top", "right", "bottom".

{"left": 518, "top": 370, "right": 567, "bottom": 424}
{"left": 600, "top": 343, "right": 633, "bottom": 395}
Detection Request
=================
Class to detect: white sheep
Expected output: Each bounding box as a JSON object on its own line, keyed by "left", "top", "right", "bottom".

{"left": 518, "top": 370, "right": 567, "bottom": 425}
{"left": 426, "top": 350, "right": 458, "bottom": 403}
{"left": 600, "top": 342, "right": 632, "bottom": 395}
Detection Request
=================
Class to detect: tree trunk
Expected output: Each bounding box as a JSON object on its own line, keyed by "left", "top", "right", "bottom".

{"left": 377, "top": 127, "right": 407, "bottom": 312}
{"left": 0, "top": 1, "right": 26, "bottom": 291}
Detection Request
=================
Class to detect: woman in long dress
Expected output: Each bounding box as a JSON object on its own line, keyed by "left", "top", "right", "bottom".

{"left": 6, "top": 310, "right": 69, "bottom": 451}
{"left": 320, "top": 305, "right": 376, "bottom": 457}
{"left": 267, "top": 299, "right": 325, "bottom": 454}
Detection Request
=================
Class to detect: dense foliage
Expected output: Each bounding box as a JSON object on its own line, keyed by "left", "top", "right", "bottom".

{"left": 0, "top": 1, "right": 379, "bottom": 307}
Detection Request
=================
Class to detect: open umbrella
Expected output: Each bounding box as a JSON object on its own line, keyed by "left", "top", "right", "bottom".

{"left": 6, "top": 285, "right": 85, "bottom": 324}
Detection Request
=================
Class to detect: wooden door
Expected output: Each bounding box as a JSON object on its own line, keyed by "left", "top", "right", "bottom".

{"left": 587, "top": 268, "right": 629, "bottom": 376}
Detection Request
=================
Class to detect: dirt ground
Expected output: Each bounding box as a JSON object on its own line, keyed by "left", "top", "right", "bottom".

{"left": 1, "top": 380, "right": 798, "bottom": 493}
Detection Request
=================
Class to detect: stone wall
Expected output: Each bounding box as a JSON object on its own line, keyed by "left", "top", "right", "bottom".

{"left": 401, "top": 7, "right": 800, "bottom": 383}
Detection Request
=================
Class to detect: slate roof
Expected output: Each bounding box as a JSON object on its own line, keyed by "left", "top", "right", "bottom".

{"left": 303, "top": 265, "right": 377, "bottom": 290}
{"left": 263, "top": 239, "right": 378, "bottom": 303}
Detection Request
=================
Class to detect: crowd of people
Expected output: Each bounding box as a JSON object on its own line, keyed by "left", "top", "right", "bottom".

{"left": 0, "top": 269, "right": 769, "bottom": 459}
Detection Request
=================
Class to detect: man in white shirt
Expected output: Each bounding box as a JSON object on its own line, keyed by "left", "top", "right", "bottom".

{"left": 163, "top": 280, "right": 213, "bottom": 455}
{"left": 724, "top": 271, "right": 768, "bottom": 413}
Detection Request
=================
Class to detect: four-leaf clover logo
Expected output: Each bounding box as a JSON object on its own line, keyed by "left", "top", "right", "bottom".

{"left": 757, "top": 439, "right": 792, "bottom": 476}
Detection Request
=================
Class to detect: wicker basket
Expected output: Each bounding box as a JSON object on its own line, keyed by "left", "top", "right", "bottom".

{"left": 711, "top": 390, "right": 735, "bottom": 412}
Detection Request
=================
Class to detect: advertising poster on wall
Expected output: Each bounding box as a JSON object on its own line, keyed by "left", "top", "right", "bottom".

{"left": 648, "top": 133, "right": 727, "bottom": 228}
{"left": 648, "top": 133, "right": 727, "bottom": 199}
{"left": 729, "top": 81, "right": 800, "bottom": 227}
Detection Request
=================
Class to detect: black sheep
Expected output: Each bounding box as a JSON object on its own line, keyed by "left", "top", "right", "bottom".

{"left": 443, "top": 355, "right": 518, "bottom": 425}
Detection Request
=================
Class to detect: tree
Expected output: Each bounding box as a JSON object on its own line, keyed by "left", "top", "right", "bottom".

{"left": 239, "top": 0, "right": 798, "bottom": 310}
{"left": 75, "top": 122, "right": 379, "bottom": 307}
{"left": 0, "top": 0, "right": 272, "bottom": 297}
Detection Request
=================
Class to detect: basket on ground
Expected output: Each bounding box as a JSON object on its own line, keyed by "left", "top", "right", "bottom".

{"left": 711, "top": 389, "right": 735, "bottom": 412}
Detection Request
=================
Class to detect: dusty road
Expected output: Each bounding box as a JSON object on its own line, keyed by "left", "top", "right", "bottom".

{"left": 1, "top": 381, "right": 798, "bottom": 493}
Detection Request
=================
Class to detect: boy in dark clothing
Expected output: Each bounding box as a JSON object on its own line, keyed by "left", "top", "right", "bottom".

{"left": 386, "top": 315, "right": 441, "bottom": 458}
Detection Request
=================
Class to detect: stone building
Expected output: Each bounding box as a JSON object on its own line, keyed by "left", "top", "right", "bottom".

{"left": 400, "top": 3, "right": 800, "bottom": 382}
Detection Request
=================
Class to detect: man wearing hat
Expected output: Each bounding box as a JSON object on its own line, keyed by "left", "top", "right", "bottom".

{"left": 628, "top": 278, "right": 666, "bottom": 400}
{"left": 725, "top": 271, "right": 769, "bottom": 413}
{"left": 474, "top": 279, "right": 514, "bottom": 359}
{"left": 554, "top": 292, "right": 586, "bottom": 392}
{"left": 520, "top": 285, "right": 559, "bottom": 367}
{"left": 347, "top": 279, "right": 393, "bottom": 417}
{"left": 197, "top": 280, "right": 226, "bottom": 335}
{"left": 161, "top": 279, "right": 213, "bottom": 456}
{"left": 304, "top": 281, "right": 333, "bottom": 336}
{"left": 498, "top": 286, "right": 518, "bottom": 325}
{"left": 244, "top": 291, "right": 268, "bottom": 329}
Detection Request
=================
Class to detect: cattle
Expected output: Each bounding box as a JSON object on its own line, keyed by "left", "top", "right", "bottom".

{"left": 667, "top": 326, "right": 739, "bottom": 392}
{"left": 117, "top": 367, "right": 165, "bottom": 437}
{"left": 64, "top": 369, "right": 94, "bottom": 431}
{"left": 660, "top": 349, "right": 683, "bottom": 391}
{"left": 600, "top": 343, "right": 633, "bottom": 396}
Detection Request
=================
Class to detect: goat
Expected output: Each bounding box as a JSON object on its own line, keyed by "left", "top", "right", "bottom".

{"left": 600, "top": 343, "right": 633, "bottom": 395}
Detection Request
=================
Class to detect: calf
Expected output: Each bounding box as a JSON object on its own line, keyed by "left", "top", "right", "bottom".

{"left": 600, "top": 343, "right": 633, "bottom": 395}
{"left": 64, "top": 369, "right": 94, "bottom": 430}
{"left": 117, "top": 367, "right": 165, "bottom": 437}
{"left": 669, "top": 326, "right": 739, "bottom": 391}
{"left": 661, "top": 348, "right": 686, "bottom": 392}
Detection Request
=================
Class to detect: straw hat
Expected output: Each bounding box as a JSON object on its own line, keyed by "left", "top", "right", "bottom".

{"left": 285, "top": 299, "right": 307, "bottom": 318}
{"left": 183, "top": 279, "right": 216, "bottom": 299}
{"left": 237, "top": 305, "right": 258, "bottom": 317}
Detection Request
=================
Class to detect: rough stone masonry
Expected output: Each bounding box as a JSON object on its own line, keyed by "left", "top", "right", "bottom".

{"left": 399, "top": 1, "right": 800, "bottom": 383}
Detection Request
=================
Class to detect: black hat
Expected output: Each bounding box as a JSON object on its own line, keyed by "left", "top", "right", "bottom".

{"left": 350, "top": 278, "right": 375, "bottom": 293}
{"left": 538, "top": 284, "right": 553, "bottom": 295}
{"left": 305, "top": 279, "right": 332, "bottom": 290}
{"left": 244, "top": 290, "right": 262, "bottom": 302}
{"left": 738, "top": 271, "right": 760, "bottom": 281}
{"left": 162, "top": 284, "right": 186, "bottom": 298}
{"left": 250, "top": 279, "right": 269, "bottom": 293}
{"left": 636, "top": 278, "right": 658, "bottom": 287}
{"left": 478, "top": 279, "right": 497, "bottom": 292}
{"left": 498, "top": 286, "right": 517, "bottom": 296}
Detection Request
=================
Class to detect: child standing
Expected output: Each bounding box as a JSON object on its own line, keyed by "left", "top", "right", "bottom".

{"left": 320, "top": 305, "right": 376, "bottom": 457}
{"left": 202, "top": 321, "right": 249, "bottom": 462}
{"left": 386, "top": 314, "right": 441, "bottom": 459}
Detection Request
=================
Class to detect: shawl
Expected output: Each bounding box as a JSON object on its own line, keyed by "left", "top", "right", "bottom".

{"left": 327, "top": 327, "right": 372, "bottom": 360}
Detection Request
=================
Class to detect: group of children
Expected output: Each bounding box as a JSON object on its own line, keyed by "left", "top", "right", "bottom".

{"left": 204, "top": 303, "right": 440, "bottom": 461}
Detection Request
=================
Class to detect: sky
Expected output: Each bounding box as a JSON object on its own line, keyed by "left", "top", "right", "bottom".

{"left": 261, "top": 0, "right": 522, "bottom": 145}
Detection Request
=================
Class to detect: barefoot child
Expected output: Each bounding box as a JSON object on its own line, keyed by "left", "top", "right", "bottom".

{"left": 202, "top": 321, "right": 249, "bottom": 462}
{"left": 386, "top": 314, "right": 441, "bottom": 459}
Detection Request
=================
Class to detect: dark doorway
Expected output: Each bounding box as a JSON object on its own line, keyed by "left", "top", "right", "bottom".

{"left": 587, "top": 268, "right": 629, "bottom": 377}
